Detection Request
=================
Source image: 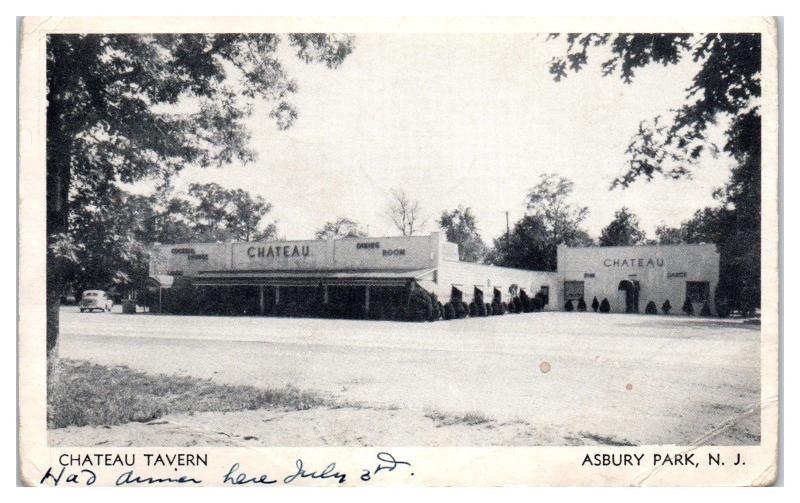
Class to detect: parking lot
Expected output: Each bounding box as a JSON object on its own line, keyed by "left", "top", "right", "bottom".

{"left": 51, "top": 307, "right": 761, "bottom": 446}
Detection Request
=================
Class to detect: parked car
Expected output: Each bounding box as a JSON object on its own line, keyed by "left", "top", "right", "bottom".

{"left": 79, "top": 290, "right": 114, "bottom": 313}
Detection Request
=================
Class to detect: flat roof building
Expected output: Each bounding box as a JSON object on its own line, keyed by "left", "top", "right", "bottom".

{"left": 557, "top": 243, "right": 720, "bottom": 315}
{"left": 147, "top": 233, "right": 719, "bottom": 318}
{"left": 148, "top": 232, "right": 559, "bottom": 319}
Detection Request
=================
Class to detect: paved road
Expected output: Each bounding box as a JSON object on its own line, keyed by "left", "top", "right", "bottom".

{"left": 58, "top": 307, "right": 761, "bottom": 445}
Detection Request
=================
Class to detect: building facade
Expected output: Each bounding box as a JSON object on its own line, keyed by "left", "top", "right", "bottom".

{"left": 148, "top": 232, "right": 559, "bottom": 317}
{"left": 557, "top": 243, "right": 720, "bottom": 315}
{"left": 147, "top": 233, "right": 719, "bottom": 317}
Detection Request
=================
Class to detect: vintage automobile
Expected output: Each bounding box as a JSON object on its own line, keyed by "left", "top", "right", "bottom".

{"left": 79, "top": 290, "right": 114, "bottom": 313}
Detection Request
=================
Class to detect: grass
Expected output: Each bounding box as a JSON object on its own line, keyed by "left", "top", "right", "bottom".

{"left": 578, "top": 432, "right": 636, "bottom": 446}
{"left": 47, "top": 358, "right": 332, "bottom": 429}
{"left": 424, "top": 408, "right": 493, "bottom": 427}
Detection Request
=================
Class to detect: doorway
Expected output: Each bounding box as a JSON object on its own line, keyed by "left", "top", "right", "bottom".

{"left": 617, "top": 280, "right": 640, "bottom": 313}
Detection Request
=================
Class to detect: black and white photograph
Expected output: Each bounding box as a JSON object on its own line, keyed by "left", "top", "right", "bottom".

{"left": 18, "top": 16, "right": 780, "bottom": 486}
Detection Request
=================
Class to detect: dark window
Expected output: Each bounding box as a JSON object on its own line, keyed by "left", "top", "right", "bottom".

{"left": 564, "top": 281, "right": 584, "bottom": 301}
{"left": 539, "top": 286, "right": 550, "bottom": 305}
{"left": 686, "top": 281, "right": 710, "bottom": 302}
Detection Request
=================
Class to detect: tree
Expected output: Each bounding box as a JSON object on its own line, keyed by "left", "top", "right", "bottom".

{"left": 436, "top": 206, "right": 487, "bottom": 262}
{"left": 386, "top": 188, "right": 425, "bottom": 236}
{"left": 185, "top": 183, "right": 276, "bottom": 242}
{"left": 599, "top": 207, "right": 647, "bottom": 246}
{"left": 486, "top": 215, "right": 553, "bottom": 270}
{"left": 525, "top": 173, "right": 591, "bottom": 246}
{"left": 547, "top": 33, "right": 761, "bottom": 315}
{"left": 59, "top": 182, "right": 279, "bottom": 307}
{"left": 654, "top": 224, "right": 685, "bottom": 245}
{"left": 46, "top": 33, "right": 354, "bottom": 355}
{"left": 488, "top": 174, "right": 592, "bottom": 270}
{"left": 315, "top": 217, "right": 367, "bottom": 240}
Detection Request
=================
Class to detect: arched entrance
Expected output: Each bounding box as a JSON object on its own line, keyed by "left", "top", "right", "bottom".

{"left": 617, "top": 280, "right": 640, "bottom": 313}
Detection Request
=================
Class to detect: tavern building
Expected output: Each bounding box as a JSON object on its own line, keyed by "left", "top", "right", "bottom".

{"left": 147, "top": 232, "right": 720, "bottom": 317}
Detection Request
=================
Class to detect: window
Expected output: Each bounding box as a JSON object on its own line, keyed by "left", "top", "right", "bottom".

{"left": 686, "top": 281, "right": 710, "bottom": 302}
{"left": 563, "top": 281, "right": 584, "bottom": 301}
{"left": 539, "top": 286, "right": 550, "bottom": 305}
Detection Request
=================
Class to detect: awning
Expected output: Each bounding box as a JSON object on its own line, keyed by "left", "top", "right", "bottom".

{"left": 191, "top": 268, "right": 436, "bottom": 287}
{"left": 146, "top": 275, "right": 175, "bottom": 288}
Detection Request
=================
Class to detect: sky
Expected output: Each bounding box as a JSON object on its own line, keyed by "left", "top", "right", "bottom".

{"left": 160, "top": 33, "right": 734, "bottom": 243}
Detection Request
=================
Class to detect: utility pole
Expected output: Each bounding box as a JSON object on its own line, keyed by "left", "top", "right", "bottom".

{"left": 505, "top": 211, "right": 510, "bottom": 250}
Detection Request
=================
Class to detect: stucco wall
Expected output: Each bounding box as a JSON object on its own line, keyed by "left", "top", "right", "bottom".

{"left": 434, "top": 259, "right": 559, "bottom": 309}
{"left": 151, "top": 234, "right": 441, "bottom": 276}
{"left": 556, "top": 244, "right": 720, "bottom": 314}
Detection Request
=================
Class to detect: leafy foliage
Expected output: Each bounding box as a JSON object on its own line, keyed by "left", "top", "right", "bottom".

{"left": 314, "top": 217, "right": 368, "bottom": 240}
{"left": 599, "top": 207, "right": 647, "bottom": 246}
{"left": 548, "top": 33, "right": 760, "bottom": 188}
{"left": 548, "top": 33, "right": 761, "bottom": 316}
{"left": 437, "top": 206, "right": 487, "bottom": 262}
{"left": 487, "top": 174, "right": 592, "bottom": 271}
{"left": 58, "top": 182, "right": 279, "bottom": 296}
{"left": 46, "top": 33, "right": 353, "bottom": 353}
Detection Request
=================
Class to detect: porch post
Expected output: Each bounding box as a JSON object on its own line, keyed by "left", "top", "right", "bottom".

{"left": 364, "top": 285, "right": 370, "bottom": 314}
{"left": 323, "top": 284, "right": 329, "bottom": 303}
{"left": 259, "top": 285, "right": 265, "bottom": 315}
{"left": 274, "top": 285, "right": 280, "bottom": 305}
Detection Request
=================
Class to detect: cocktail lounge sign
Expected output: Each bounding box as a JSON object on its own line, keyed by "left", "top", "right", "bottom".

{"left": 603, "top": 257, "right": 665, "bottom": 268}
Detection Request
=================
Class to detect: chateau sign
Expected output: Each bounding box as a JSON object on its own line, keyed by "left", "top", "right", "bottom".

{"left": 246, "top": 245, "right": 311, "bottom": 259}
{"left": 603, "top": 258, "right": 665, "bottom": 268}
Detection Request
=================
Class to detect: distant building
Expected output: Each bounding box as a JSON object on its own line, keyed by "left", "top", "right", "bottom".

{"left": 146, "top": 233, "right": 719, "bottom": 317}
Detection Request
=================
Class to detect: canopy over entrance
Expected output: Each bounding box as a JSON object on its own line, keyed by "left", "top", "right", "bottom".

{"left": 190, "top": 268, "right": 436, "bottom": 288}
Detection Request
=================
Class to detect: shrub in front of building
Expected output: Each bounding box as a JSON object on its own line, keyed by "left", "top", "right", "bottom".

{"left": 520, "top": 291, "right": 531, "bottom": 312}
{"left": 512, "top": 296, "right": 523, "bottom": 313}
{"left": 714, "top": 284, "right": 732, "bottom": 318}
{"left": 577, "top": 298, "right": 587, "bottom": 312}
{"left": 682, "top": 298, "right": 694, "bottom": 315}
{"left": 564, "top": 299, "right": 574, "bottom": 311}
{"left": 700, "top": 301, "right": 712, "bottom": 317}
{"left": 491, "top": 299, "right": 503, "bottom": 315}
{"left": 501, "top": 301, "right": 508, "bottom": 314}
{"left": 645, "top": 301, "right": 658, "bottom": 314}
{"left": 599, "top": 298, "right": 610, "bottom": 313}
{"left": 407, "top": 289, "right": 433, "bottom": 322}
{"left": 443, "top": 302, "right": 455, "bottom": 320}
{"left": 661, "top": 300, "right": 672, "bottom": 314}
{"left": 454, "top": 301, "right": 468, "bottom": 319}
{"left": 533, "top": 292, "right": 546, "bottom": 311}
{"left": 484, "top": 303, "right": 492, "bottom": 316}
{"left": 591, "top": 296, "right": 599, "bottom": 312}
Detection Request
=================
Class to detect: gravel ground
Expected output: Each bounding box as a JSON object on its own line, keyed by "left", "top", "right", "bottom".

{"left": 51, "top": 307, "right": 761, "bottom": 446}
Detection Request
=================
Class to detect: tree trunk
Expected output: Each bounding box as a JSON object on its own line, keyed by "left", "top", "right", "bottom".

{"left": 46, "top": 91, "right": 71, "bottom": 359}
